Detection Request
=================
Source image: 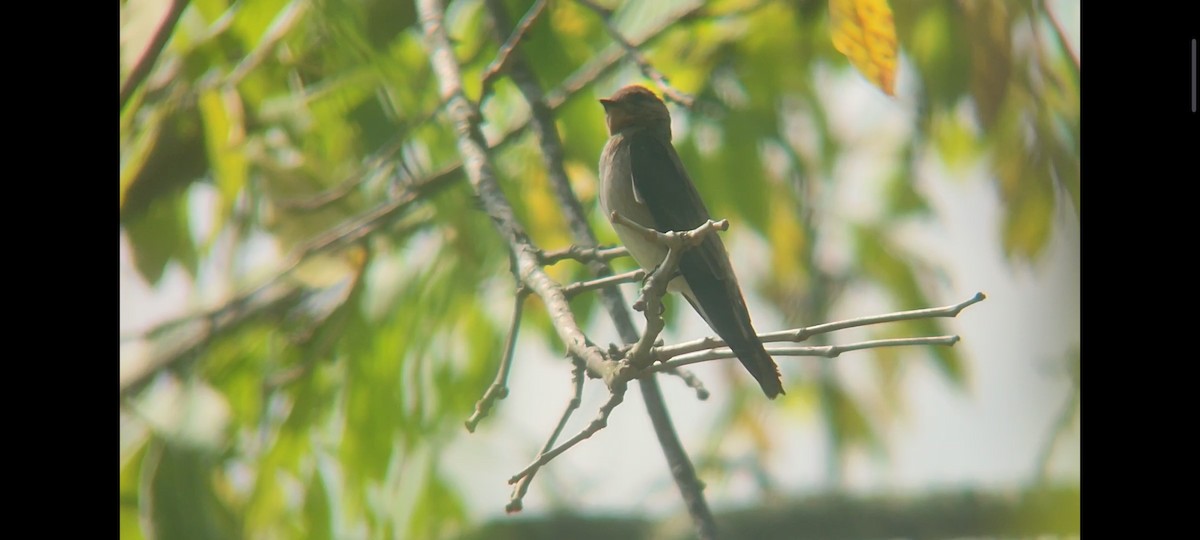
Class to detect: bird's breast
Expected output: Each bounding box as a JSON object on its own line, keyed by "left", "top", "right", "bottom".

{"left": 599, "top": 135, "right": 668, "bottom": 271}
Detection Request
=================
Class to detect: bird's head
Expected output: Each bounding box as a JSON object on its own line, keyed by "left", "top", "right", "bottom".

{"left": 600, "top": 85, "right": 671, "bottom": 137}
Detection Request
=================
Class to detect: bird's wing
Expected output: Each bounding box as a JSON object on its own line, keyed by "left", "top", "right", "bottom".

{"left": 626, "top": 130, "right": 756, "bottom": 340}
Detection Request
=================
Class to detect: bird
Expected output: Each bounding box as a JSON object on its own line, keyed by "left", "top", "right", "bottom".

{"left": 597, "top": 85, "right": 784, "bottom": 398}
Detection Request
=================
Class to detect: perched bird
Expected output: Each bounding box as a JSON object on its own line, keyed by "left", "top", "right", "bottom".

{"left": 597, "top": 85, "right": 784, "bottom": 398}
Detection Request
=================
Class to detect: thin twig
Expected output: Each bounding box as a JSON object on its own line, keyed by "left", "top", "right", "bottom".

{"left": 418, "top": 0, "right": 622, "bottom": 386}
{"left": 482, "top": 1, "right": 716, "bottom": 533}
{"left": 506, "top": 357, "right": 587, "bottom": 513}
{"left": 508, "top": 380, "right": 627, "bottom": 485}
{"left": 121, "top": 0, "right": 190, "bottom": 110}
{"left": 620, "top": 215, "right": 727, "bottom": 369}
{"left": 466, "top": 287, "right": 529, "bottom": 432}
{"left": 481, "top": 0, "right": 548, "bottom": 97}
{"left": 574, "top": 0, "right": 696, "bottom": 108}
{"left": 562, "top": 270, "right": 645, "bottom": 299}
{"left": 539, "top": 245, "right": 629, "bottom": 266}
{"left": 548, "top": 1, "right": 702, "bottom": 109}
{"left": 662, "top": 365, "right": 710, "bottom": 400}
{"left": 650, "top": 336, "right": 962, "bottom": 372}
{"left": 225, "top": 0, "right": 308, "bottom": 87}
{"left": 652, "top": 292, "right": 986, "bottom": 361}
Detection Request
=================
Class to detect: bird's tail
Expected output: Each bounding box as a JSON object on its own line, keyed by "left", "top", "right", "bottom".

{"left": 729, "top": 339, "right": 784, "bottom": 399}
{"left": 681, "top": 289, "right": 784, "bottom": 398}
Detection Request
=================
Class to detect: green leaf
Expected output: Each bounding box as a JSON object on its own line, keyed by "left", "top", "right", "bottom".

{"left": 883, "top": 155, "right": 932, "bottom": 217}
{"left": 120, "top": 442, "right": 149, "bottom": 540}
{"left": 904, "top": 3, "right": 971, "bottom": 110}
{"left": 148, "top": 443, "right": 241, "bottom": 540}
{"left": 303, "top": 466, "right": 333, "bottom": 540}
{"left": 124, "top": 183, "right": 199, "bottom": 285}
{"left": 961, "top": 0, "right": 1013, "bottom": 129}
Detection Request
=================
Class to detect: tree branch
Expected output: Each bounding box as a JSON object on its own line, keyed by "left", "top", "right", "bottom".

{"left": 661, "top": 365, "right": 711, "bottom": 400}
{"left": 507, "top": 380, "right": 627, "bottom": 486}
{"left": 651, "top": 292, "right": 986, "bottom": 361}
{"left": 539, "top": 245, "right": 629, "bottom": 266}
{"left": 574, "top": 0, "right": 696, "bottom": 108}
{"left": 650, "top": 336, "right": 962, "bottom": 372}
{"left": 481, "top": 0, "right": 548, "bottom": 98}
{"left": 418, "top": 0, "right": 622, "bottom": 387}
{"left": 562, "top": 270, "right": 645, "bottom": 299}
{"left": 481, "top": 1, "right": 717, "bottom": 536}
{"left": 507, "top": 357, "right": 587, "bottom": 513}
{"left": 121, "top": 0, "right": 190, "bottom": 110}
{"left": 466, "top": 287, "right": 529, "bottom": 432}
{"left": 611, "top": 213, "right": 729, "bottom": 370}
{"left": 120, "top": 0, "right": 708, "bottom": 396}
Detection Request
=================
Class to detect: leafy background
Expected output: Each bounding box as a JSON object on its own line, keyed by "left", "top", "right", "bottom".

{"left": 120, "top": 0, "right": 1079, "bottom": 538}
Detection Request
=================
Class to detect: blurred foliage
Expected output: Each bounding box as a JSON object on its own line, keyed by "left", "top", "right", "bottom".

{"left": 460, "top": 483, "right": 1081, "bottom": 540}
{"left": 119, "top": 0, "right": 1079, "bottom": 538}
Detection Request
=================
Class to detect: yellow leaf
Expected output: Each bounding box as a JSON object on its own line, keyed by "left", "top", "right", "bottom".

{"left": 829, "top": 0, "right": 899, "bottom": 96}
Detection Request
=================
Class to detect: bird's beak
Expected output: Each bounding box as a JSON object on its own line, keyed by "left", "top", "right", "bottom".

{"left": 599, "top": 98, "right": 615, "bottom": 110}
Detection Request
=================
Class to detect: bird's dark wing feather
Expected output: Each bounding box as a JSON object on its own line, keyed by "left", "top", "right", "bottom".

{"left": 626, "top": 130, "right": 719, "bottom": 275}
{"left": 626, "top": 129, "right": 783, "bottom": 397}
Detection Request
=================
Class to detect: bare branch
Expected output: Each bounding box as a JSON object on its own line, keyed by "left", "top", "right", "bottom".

{"left": 539, "top": 245, "right": 629, "bottom": 266}
{"left": 650, "top": 336, "right": 962, "bottom": 372}
{"left": 418, "top": 0, "right": 622, "bottom": 386}
{"left": 652, "top": 292, "right": 986, "bottom": 361}
{"left": 506, "top": 358, "right": 587, "bottom": 513}
{"left": 507, "top": 379, "right": 627, "bottom": 486}
{"left": 481, "top": 0, "right": 716, "bottom": 534}
{"left": 662, "top": 365, "right": 710, "bottom": 400}
{"left": 614, "top": 214, "right": 729, "bottom": 370}
{"left": 466, "top": 287, "right": 529, "bottom": 432}
{"left": 761, "top": 292, "right": 986, "bottom": 341}
{"left": 562, "top": 270, "right": 645, "bottom": 299}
